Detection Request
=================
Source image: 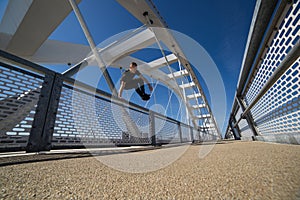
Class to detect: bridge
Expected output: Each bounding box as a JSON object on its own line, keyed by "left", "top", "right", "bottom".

{"left": 0, "top": 0, "right": 221, "bottom": 152}
{"left": 0, "top": 0, "right": 299, "bottom": 199}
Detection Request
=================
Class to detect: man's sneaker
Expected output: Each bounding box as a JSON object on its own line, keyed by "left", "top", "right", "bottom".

{"left": 142, "top": 94, "right": 150, "bottom": 101}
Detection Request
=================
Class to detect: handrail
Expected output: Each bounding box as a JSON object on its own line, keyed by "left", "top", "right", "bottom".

{"left": 226, "top": 0, "right": 296, "bottom": 138}
{"left": 0, "top": 49, "right": 194, "bottom": 129}
{"left": 233, "top": 40, "right": 300, "bottom": 128}
{"left": 0, "top": 49, "right": 54, "bottom": 75}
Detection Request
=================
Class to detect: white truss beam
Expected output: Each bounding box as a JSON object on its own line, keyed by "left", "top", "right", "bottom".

{"left": 100, "top": 28, "right": 156, "bottom": 64}
{"left": 191, "top": 104, "right": 206, "bottom": 109}
{"left": 186, "top": 93, "right": 201, "bottom": 99}
{"left": 167, "top": 69, "right": 188, "bottom": 79}
{"left": 3, "top": 0, "right": 82, "bottom": 56}
{"left": 195, "top": 114, "right": 211, "bottom": 119}
{"left": 179, "top": 82, "right": 195, "bottom": 89}
{"left": 147, "top": 54, "right": 177, "bottom": 70}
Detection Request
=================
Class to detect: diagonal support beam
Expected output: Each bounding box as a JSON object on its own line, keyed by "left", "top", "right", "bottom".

{"left": 69, "top": 0, "right": 141, "bottom": 140}
{"left": 69, "top": 0, "right": 116, "bottom": 95}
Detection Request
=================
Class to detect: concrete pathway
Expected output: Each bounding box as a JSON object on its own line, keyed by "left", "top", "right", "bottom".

{"left": 0, "top": 141, "right": 300, "bottom": 199}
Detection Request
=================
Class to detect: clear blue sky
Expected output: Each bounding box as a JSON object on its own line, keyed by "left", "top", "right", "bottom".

{"left": 0, "top": 0, "right": 257, "bottom": 135}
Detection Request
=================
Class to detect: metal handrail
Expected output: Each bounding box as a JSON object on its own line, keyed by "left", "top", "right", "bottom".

{"left": 233, "top": 40, "right": 300, "bottom": 128}
{"left": 0, "top": 49, "right": 194, "bottom": 130}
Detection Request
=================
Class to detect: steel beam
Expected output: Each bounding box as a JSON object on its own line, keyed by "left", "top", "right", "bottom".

{"left": 26, "top": 73, "right": 63, "bottom": 152}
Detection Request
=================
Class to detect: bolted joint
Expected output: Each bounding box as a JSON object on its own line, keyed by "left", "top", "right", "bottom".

{"left": 143, "top": 11, "right": 153, "bottom": 24}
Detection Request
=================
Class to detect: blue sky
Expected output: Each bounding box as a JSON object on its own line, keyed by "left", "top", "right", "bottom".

{"left": 0, "top": 0, "right": 257, "bottom": 135}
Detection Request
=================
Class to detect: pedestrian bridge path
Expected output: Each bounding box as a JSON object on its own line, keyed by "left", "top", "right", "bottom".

{"left": 1, "top": 141, "right": 299, "bottom": 199}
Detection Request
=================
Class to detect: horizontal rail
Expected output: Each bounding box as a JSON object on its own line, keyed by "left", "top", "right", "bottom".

{"left": 0, "top": 49, "right": 55, "bottom": 75}
{"left": 234, "top": 40, "right": 300, "bottom": 127}
{"left": 0, "top": 49, "right": 194, "bottom": 130}
{"left": 63, "top": 76, "right": 192, "bottom": 127}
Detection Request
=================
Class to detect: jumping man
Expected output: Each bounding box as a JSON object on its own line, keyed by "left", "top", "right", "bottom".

{"left": 118, "top": 62, "right": 153, "bottom": 101}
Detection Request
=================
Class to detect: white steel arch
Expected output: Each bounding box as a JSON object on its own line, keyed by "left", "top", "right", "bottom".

{"left": 0, "top": 0, "right": 221, "bottom": 138}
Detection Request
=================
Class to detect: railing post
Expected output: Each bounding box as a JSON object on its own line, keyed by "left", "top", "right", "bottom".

{"left": 178, "top": 122, "right": 183, "bottom": 143}
{"left": 197, "top": 128, "right": 201, "bottom": 142}
{"left": 149, "top": 111, "right": 156, "bottom": 146}
{"left": 229, "top": 114, "right": 241, "bottom": 140}
{"left": 236, "top": 96, "right": 260, "bottom": 136}
{"left": 26, "top": 73, "right": 63, "bottom": 152}
{"left": 190, "top": 126, "right": 194, "bottom": 142}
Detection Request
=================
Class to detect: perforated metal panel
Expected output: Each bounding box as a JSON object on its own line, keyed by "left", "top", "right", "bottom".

{"left": 251, "top": 59, "right": 299, "bottom": 134}
{"left": 0, "top": 64, "right": 44, "bottom": 149}
{"left": 53, "top": 85, "right": 152, "bottom": 146}
{"left": 181, "top": 125, "right": 191, "bottom": 142}
{"left": 244, "top": 0, "right": 300, "bottom": 135}
{"left": 155, "top": 116, "right": 180, "bottom": 143}
{"left": 245, "top": 1, "right": 300, "bottom": 104}
{"left": 227, "top": 0, "right": 300, "bottom": 141}
{"left": 192, "top": 128, "right": 201, "bottom": 141}
{"left": 53, "top": 86, "right": 118, "bottom": 145}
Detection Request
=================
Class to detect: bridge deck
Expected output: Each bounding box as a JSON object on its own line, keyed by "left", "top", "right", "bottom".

{"left": 0, "top": 141, "right": 299, "bottom": 199}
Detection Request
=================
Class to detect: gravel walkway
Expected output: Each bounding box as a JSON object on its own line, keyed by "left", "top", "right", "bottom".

{"left": 1, "top": 141, "right": 300, "bottom": 199}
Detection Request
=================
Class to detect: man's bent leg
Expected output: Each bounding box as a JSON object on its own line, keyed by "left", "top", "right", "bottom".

{"left": 127, "top": 78, "right": 150, "bottom": 101}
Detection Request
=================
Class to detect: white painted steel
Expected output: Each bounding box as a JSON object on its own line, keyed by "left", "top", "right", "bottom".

{"left": 179, "top": 82, "right": 195, "bottom": 89}
{"left": 0, "top": 0, "right": 221, "bottom": 138}
{"left": 191, "top": 104, "right": 206, "bottom": 109}
{"left": 168, "top": 69, "right": 188, "bottom": 79}
{"left": 147, "top": 54, "right": 178, "bottom": 70}
{"left": 186, "top": 93, "right": 201, "bottom": 99}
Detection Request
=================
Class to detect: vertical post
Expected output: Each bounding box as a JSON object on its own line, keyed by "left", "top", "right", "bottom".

{"left": 149, "top": 111, "right": 156, "bottom": 146}
{"left": 197, "top": 128, "right": 201, "bottom": 142}
{"left": 26, "top": 73, "right": 63, "bottom": 152}
{"left": 190, "top": 126, "right": 194, "bottom": 142}
{"left": 236, "top": 96, "right": 260, "bottom": 136}
{"left": 178, "top": 122, "right": 183, "bottom": 143}
{"left": 229, "top": 115, "right": 241, "bottom": 140}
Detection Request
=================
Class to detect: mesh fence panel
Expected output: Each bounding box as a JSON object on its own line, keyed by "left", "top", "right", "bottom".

{"left": 0, "top": 65, "right": 44, "bottom": 149}
{"left": 53, "top": 84, "right": 152, "bottom": 147}
{"left": 243, "top": 0, "right": 300, "bottom": 136}
{"left": 155, "top": 116, "right": 180, "bottom": 143}
{"left": 181, "top": 125, "right": 191, "bottom": 142}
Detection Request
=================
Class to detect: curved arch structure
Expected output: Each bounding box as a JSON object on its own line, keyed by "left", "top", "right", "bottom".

{"left": 0, "top": 0, "right": 221, "bottom": 138}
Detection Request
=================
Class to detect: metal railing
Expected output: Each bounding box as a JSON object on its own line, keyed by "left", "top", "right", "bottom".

{"left": 226, "top": 0, "right": 300, "bottom": 144}
{"left": 0, "top": 49, "right": 218, "bottom": 152}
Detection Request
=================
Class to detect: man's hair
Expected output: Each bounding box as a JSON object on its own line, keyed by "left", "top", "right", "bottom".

{"left": 131, "top": 62, "right": 137, "bottom": 67}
